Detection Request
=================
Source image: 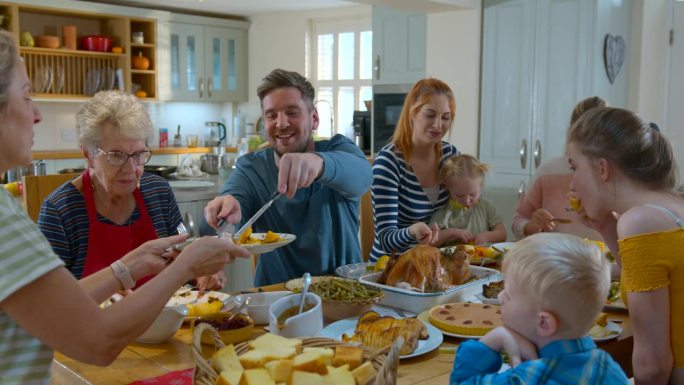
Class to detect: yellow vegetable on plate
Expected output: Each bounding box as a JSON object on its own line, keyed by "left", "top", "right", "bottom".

{"left": 374, "top": 255, "right": 390, "bottom": 271}
{"left": 187, "top": 300, "right": 223, "bottom": 317}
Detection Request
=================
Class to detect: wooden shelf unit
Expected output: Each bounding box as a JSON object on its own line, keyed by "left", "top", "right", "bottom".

{"left": 0, "top": 2, "right": 157, "bottom": 101}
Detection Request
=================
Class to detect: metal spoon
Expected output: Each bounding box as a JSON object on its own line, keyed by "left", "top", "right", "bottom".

{"left": 298, "top": 272, "right": 311, "bottom": 314}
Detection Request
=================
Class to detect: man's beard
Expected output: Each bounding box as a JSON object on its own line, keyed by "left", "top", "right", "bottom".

{"left": 273, "top": 135, "right": 312, "bottom": 157}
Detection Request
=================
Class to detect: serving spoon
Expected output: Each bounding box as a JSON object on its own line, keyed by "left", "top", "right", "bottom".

{"left": 225, "top": 297, "right": 250, "bottom": 322}
{"left": 298, "top": 272, "right": 311, "bottom": 314}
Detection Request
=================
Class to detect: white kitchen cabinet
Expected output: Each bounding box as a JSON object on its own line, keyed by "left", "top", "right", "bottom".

{"left": 372, "top": 5, "right": 426, "bottom": 85}
{"left": 169, "top": 22, "right": 247, "bottom": 102}
{"left": 479, "top": 0, "right": 632, "bottom": 238}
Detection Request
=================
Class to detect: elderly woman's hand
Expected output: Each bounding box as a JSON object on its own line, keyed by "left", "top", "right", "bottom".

{"left": 120, "top": 234, "right": 189, "bottom": 281}
{"left": 204, "top": 195, "right": 242, "bottom": 229}
{"left": 174, "top": 236, "right": 251, "bottom": 279}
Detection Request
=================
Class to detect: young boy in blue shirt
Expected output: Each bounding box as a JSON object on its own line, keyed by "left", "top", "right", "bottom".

{"left": 450, "top": 232, "right": 629, "bottom": 384}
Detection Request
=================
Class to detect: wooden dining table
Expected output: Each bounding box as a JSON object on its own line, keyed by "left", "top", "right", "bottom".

{"left": 50, "top": 284, "right": 633, "bottom": 385}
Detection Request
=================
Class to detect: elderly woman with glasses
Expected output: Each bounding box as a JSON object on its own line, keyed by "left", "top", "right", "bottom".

{"left": 38, "top": 90, "right": 224, "bottom": 291}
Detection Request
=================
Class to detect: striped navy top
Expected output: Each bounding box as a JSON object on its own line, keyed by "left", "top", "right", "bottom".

{"left": 370, "top": 141, "right": 459, "bottom": 261}
{"left": 37, "top": 173, "right": 182, "bottom": 278}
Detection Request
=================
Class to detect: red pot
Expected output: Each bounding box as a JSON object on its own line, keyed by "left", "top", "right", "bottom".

{"left": 80, "top": 36, "right": 112, "bottom": 52}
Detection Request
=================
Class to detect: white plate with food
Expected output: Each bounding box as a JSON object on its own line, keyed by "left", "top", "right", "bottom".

{"left": 236, "top": 233, "right": 296, "bottom": 255}
{"left": 335, "top": 262, "right": 374, "bottom": 280}
{"left": 604, "top": 281, "right": 627, "bottom": 311}
{"left": 589, "top": 321, "right": 622, "bottom": 342}
{"left": 417, "top": 311, "right": 486, "bottom": 340}
{"left": 166, "top": 288, "right": 232, "bottom": 307}
{"left": 490, "top": 242, "right": 516, "bottom": 253}
{"left": 319, "top": 318, "right": 443, "bottom": 359}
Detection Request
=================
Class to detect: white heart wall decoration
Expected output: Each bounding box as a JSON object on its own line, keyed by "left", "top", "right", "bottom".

{"left": 604, "top": 34, "right": 626, "bottom": 84}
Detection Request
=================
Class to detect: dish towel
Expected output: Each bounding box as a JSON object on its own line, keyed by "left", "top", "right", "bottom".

{"left": 126, "top": 368, "right": 193, "bottom": 385}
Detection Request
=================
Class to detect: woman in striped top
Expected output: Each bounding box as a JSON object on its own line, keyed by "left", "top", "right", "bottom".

{"left": 370, "top": 78, "right": 459, "bottom": 261}
{"left": 0, "top": 30, "right": 250, "bottom": 384}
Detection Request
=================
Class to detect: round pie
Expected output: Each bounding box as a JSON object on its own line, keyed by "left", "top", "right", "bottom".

{"left": 428, "top": 302, "right": 503, "bottom": 336}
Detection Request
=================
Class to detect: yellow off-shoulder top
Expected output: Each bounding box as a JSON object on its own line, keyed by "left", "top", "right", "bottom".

{"left": 619, "top": 228, "right": 684, "bottom": 367}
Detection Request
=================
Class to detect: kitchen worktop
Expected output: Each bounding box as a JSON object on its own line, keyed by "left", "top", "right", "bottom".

{"left": 32, "top": 146, "right": 238, "bottom": 160}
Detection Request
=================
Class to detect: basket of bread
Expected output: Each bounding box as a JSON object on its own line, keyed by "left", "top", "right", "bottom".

{"left": 192, "top": 322, "right": 402, "bottom": 385}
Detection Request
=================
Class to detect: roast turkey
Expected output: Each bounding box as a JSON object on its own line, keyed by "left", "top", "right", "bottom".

{"left": 380, "top": 245, "right": 470, "bottom": 292}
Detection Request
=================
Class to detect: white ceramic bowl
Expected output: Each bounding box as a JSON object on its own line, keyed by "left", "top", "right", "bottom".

{"left": 135, "top": 305, "right": 188, "bottom": 344}
{"left": 268, "top": 292, "right": 323, "bottom": 338}
{"left": 235, "top": 291, "right": 291, "bottom": 325}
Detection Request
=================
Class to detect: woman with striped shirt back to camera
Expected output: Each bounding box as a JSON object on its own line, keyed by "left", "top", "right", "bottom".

{"left": 370, "top": 78, "right": 459, "bottom": 262}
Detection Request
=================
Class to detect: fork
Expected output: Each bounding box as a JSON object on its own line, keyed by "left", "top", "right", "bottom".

{"left": 165, "top": 222, "right": 193, "bottom": 253}
{"left": 177, "top": 222, "right": 188, "bottom": 236}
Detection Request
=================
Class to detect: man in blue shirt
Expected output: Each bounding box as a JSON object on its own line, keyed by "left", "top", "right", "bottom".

{"left": 204, "top": 69, "right": 372, "bottom": 285}
{"left": 451, "top": 233, "right": 629, "bottom": 385}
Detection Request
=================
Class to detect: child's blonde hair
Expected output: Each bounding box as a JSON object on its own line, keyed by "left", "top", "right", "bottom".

{"left": 439, "top": 154, "right": 490, "bottom": 183}
{"left": 502, "top": 233, "right": 610, "bottom": 335}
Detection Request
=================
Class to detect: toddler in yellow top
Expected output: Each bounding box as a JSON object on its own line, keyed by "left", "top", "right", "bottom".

{"left": 428, "top": 154, "right": 506, "bottom": 246}
{"left": 567, "top": 106, "right": 684, "bottom": 384}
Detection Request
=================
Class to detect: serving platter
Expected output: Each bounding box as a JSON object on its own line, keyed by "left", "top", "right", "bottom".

{"left": 359, "top": 266, "right": 501, "bottom": 313}
{"left": 319, "top": 318, "right": 443, "bottom": 359}
{"left": 335, "top": 262, "right": 374, "bottom": 280}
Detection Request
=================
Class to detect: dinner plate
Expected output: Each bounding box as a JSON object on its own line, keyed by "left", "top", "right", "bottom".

{"left": 589, "top": 321, "right": 622, "bottom": 342}
{"left": 166, "top": 289, "right": 232, "bottom": 307}
{"left": 238, "top": 233, "right": 296, "bottom": 255}
{"left": 417, "top": 311, "right": 484, "bottom": 340}
{"left": 491, "top": 241, "right": 516, "bottom": 253}
{"left": 335, "top": 262, "right": 373, "bottom": 280}
{"left": 319, "top": 318, "right": 443, "bottom": 359}
{"left": 168, "top": 180, "right": 215, "bottom": 189}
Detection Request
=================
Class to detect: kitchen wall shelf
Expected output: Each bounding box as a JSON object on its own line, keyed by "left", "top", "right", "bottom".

{"left": 0, "top": 1, "right": 158, "bottom": 101}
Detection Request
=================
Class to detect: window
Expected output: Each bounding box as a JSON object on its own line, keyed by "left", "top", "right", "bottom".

{"left": 309, "top": 16, "right": 372, "bottom": 138}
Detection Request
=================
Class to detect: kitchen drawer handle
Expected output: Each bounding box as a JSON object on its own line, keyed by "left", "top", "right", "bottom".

{"left": 534, "top": 139, "right": 542, "bottom": 169}
{"left": 518, "top": 179, "right": 526, "bottom": 197}
{"left": 519, "top": 139, "right": 527, "bottom": 170}
{"left": 207, "top": 77, "right": 213, "bottom": 98}
{"left": 198, "top": 77, "right": 204, "bottom": 98}
{"left": 374, "top": 55, "right": 380, "bottom": 80}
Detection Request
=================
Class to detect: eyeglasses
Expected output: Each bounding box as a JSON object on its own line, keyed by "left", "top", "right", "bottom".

{"left": 97, "top": 148, "right": 152, "bottom": 167}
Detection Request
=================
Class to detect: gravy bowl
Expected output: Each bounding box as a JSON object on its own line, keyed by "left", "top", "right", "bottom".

{"left": 235, "top": 291, "right": 291, "bottom": 325}
{"left": 268, "top": 292, "right": 322, "bottom": 338}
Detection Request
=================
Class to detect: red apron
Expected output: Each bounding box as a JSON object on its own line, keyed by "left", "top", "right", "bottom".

{"left": 81, "top": 170, "right": 158, "bottom": 287}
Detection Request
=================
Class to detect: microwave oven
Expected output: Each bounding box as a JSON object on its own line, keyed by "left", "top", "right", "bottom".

{"left": 372, "top": 84, "right": 411, "bottom": 154}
